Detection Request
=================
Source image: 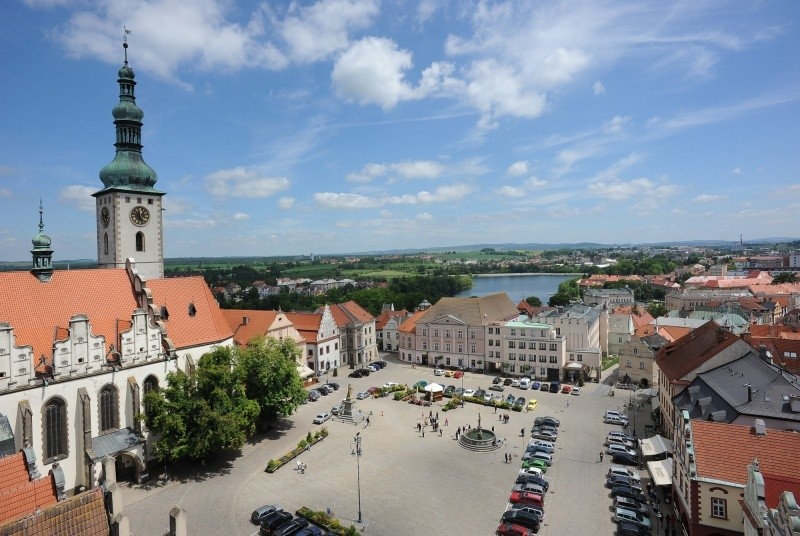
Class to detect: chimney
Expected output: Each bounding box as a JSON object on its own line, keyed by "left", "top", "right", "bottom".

{"left": 758, "top": 343, "right": 768, "bottom": 363}
{"left": 753, "top": 419, "right": 767, "bottom": 436}
{"left": 243, "top": 316, "right": 249, "bottom": 326}
{"left": 747, "top": 384, "right": 752, "bottom": 403}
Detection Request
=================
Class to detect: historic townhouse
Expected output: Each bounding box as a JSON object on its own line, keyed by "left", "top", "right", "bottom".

{"left": 285, "top": 308, "right": 341, "bottom": 374}
{"left": 617, "top": 333, "right": 668, "bottom": 388}
{"left": 375, "top": 305, "right": 409, "bottom": 352}
{"left": 321, "top": 301, "right": 377, "bottom": 368}
{"left": 493, "top": 317, "right": 566, "bottom": 381}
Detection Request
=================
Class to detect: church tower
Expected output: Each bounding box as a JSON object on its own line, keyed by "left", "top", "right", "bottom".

{"left": 93, "top": 36, "right": 165, "bottom": 280}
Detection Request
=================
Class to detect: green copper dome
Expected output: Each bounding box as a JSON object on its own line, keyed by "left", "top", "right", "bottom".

{"left": 32, "top": 231, "right": 51, "bottom": 248}
{"left": 96, "top": 47, "right": 162, "bottom": 194}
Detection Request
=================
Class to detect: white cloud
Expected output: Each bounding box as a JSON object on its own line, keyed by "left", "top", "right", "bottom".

{"left": 168, "top": 217, "right": 218, "bottom": 230}
{"left": 416, "top": 212, "right": 433, "bottom": 221}
{"left": 332, "top": 37, "right": 416, "bottom": 110}
{"left": 278, "top": 197, "right": 295, "bottom": 210}
{"left": 346, "top": 160, "right": 445, "bottom": 183}
{"left": 205, "top": 167, "right": 290, "bottom": 198}
{"left": 524, "top": 177, "right": 547, "bottom": 188}
{"left": 278, "top": 0, "right": 378, "bottom": 63}
{"left": 315, "top": 183, "right": 473, "bottom": 209}
{"left": 694, "top": 194, "right": 721, "bottom": 203}
{"left": 59, "top": 185, "right": 96, "bottom": 212}
{"left": 731, "top": 167, "right": 742, "bottom": 175}
{"left": 232, "top": 212, "right": 250, "bottom": 220}
{"left": 603, "top": 115, "right": 631, "bottom": 134}
{"left": 464, "top": 59, "right": 546, "bottom": 128}
{"left": 496, "top": 185, "right": 527, "bottom": 198}
{"left": 587, "top": 177, "right": 680, "bottom": 210}
{"left": 314, "top": 192, "right": 379, "bottom": 209}
{"left": 507, "top": 160, "right": 529, "bottom": 177}
{"left": 593, "top": 80, "right": 605, "bottom": 95}
{"left": 380, "top": 209, "right": 392, "bottom": 217}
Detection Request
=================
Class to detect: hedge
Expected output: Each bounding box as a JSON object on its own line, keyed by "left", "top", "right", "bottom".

{"left": 266, "top": 427, "right": 328, "bottom": 473}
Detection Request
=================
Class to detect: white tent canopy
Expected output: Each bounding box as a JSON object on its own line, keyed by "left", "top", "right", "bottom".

{"left": 424, "top": 383, "right": 444, "bottom": 392}
{"left": 647, "top": 458, "right": 673, "bottom": 486}
{"left": 640, "top": 435, "right": 674, "bottom": 457}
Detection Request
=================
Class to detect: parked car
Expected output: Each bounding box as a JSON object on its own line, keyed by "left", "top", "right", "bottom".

{"left": 509, "top": 491, "right": 545, "bottom": 507}
{"left": 571, "top": 387, "right": 581, "bottom": 396}
{"left": 382, "top": 381, "right": 399, "bottom": 389}
{"left": 453, "top": 370, "right": 464, "bottom": 379}
{"left": 492, "top": 376, "right": 503, "bottom": 384}
{"left": 535, "top": 416, "right": 561, "bottom": 427}
{"left": 307, "top": 390, "right": 320, "bottom": 402}
{"left": 495, "top": 522, "right": 535, "bottom": 536}
{"left": 510, "top": 504, "right": 545, "bottom": 522}
{"left": 528, "top": 439, "right": 555, "bottom": 452}
{"left": 356, "top": 368, "right": 371, "bottom": 377}
{"left": 612, "top": 452, "right": 639, "bottom": 467}
{"left": 518, "top": 378, "right": 531, "bottom": 389}
{"left": 605, "top": 414, "right": 630, "bottom": 426}
{"left": 608, "top": 466, "right": 641, "bottom": 481}
{"left": 503, "top": 378, "right": 513, "bottom": 386}
{"left": 514, "top": 397, "right": 526, "bottom": 409}
{"left": 614, "top": 496, "right": 649, "bottom": 514}
{"left": 614, "top": 507, "right": 651, "bottom": 528}
{"left": 259, "top": 511, "right": 292, "bottom": 535}
{"left": 561, "top": 384, "right": 572, "bottom": 394}
{"left": 531, "top": 425, "right": 558, "bottom": 436}
{"left": 610, "top": 485, "right": 648, "bottom": 504}
{"left": 607, "top": 475, "right": 643, "bottom": 491}
{"left": 608, "top": 431, "right": 637, "bottom": 444}
{"left": 607, "top": 436, "right": 636, "bottom": 449}
{"left": 367, "top": 364, "right": 378, "bottom": 372}
{"left": 348, "top": 369, "right": 365, "bottom": 378}
{"left": 511, "top": 378, "right": 521, "bottom": 387}
{"left": 491, "top": 393, "right": 504, "bottom": 404}
{"left": 520, "top": 459, "right": 549, "bottom": 472}
{"left": 413, "top": 380, "right": 428, "bottom": 389}
{"left": 531, "top": 430, "right": 557, "bottom": 441}
{"left": 454, "top": 387, "right": 465, "bottom": 397}
{"left": 539, "top": 382, "right": 550, "bottom": 391}
{"left": 251, "top": 505, "right": 282, "bottom": 524}
{"left": 444, "top": 370, "right": 454, "bottom": 377}
{"left": 434, "top": 368, "right": 444, "bottom": 376}
{"left": 295, "top": 527, "right": 325, "bottom": 536}
{"left": 325, "top": 382, "right": 340, "bottom": 391}
{"left": 607, "top": 444, "right": 637, "bottom": 457}
{"left": 501, "top": 509, "right": 540, "bottom": 532}
{"left": 444, "top": 385, "right": 456, "bottom": 396}
{"left": 616, "top": 521, "right": 650, "bottom": 536}
{"left": 506, "top": 394, "right": 517, "bottom": 405}
{"left": 529, "top": 452, "right": 552, "bottom": 466}
{"left": 271, "top": 518, "right": 310, "bottom": 536}
{"left": 515, "top": 473, "right": 549, "bottom": 492}
{"left": 355, "top": 391, "right": 369, "bottom": 400}
{"left": 549, "top": 381, "right": 560, "bottom": 393}
{"left": 372, "top": 360, "right": 387, "bottom": 368}
{"left": 463, "top": 389, "right": 476, "bottom": 397}
{"left": 489, "top": 384, "right": 505, "bottom": 392}
{"left": 483, "top": 392, "right": 493, "bottom": 403}
{"left": 526, "top": 399, "right": 538, "bottom": 411}
{"left": 531, "top": 381, "right": 541, "bottom": 390}
{"left": 312, "top": 412, "right": 331, "bottom": 424}
{"left": 331, "top": 405, "right": 343, "bottom": 416}
{"left": 475, "top": 389, "right": 487, "bottom": 399}
{"left": 605, "top": 410, "right": 626, "bottom": 420}
{"left": 512, "top": 482, "right": 546, "bottom": 495}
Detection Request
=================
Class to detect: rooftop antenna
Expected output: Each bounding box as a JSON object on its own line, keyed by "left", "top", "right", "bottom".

{"left": 123, "top": 26, "right": 131, "bottom": 64}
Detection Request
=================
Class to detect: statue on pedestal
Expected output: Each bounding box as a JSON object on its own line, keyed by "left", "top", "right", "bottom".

{"left": 346, "top": 383, "right": 353, "bottom": 401}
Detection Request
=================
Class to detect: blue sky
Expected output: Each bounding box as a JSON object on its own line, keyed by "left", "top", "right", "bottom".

{"left": 1, "top": 1, "right": 799, "bottom": 262}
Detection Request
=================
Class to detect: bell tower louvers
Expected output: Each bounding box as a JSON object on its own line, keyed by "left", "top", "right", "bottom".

{"left": 93, "top": 37, "right": 165, "bottom": 280}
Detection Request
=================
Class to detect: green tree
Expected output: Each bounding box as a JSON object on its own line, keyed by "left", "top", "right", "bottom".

{"left": 144, "top": 347, "right": 259, "bottom": 462}
{"left": 772, "top": 272, "right": 798, "bottom": 284}
{"left": 236, "top": 337, "right": 307, "bottom": 422}
{"left": 525, "top": 296, "right": 542, "bottom": 307}
{"left": 646, "top": 302, "right": 668, "bottom": 318}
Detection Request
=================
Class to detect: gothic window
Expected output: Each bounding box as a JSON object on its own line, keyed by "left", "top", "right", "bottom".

{"left": 143, "top": 375, "right": 159, "bottom": 421}
{"left": 136, "top": 232, "right": 145, "bottom": 252}
{"left": 99, "top": 384, "right": 119, "bottom": 432}
{"left": 103, "top": 233, "right": 109, "bottom": 255}
{"left": 43, "top": 397, "right": 67, "bottom": 463}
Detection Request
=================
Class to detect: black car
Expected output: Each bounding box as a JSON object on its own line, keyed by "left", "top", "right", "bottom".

{"left": 503, "top": 378, "right": 513, "bottom": 386}
{"left": 501, "top": 509, "right": 540, "bottom": 532}
{"left": 348, "top": 370, "right": 364, "bottom": 378}
{"left": 492, "top": 376, "right": 502, "bottom": 384}
{"left": 271, "top": 518, "right": 309, "bottom": 536}
{"left": 612, "top": 452, "right": 639, "bottom": 467}
{"left": 295, "top": 527, "right": 325, "bottom": 536}
{"left": 515, "top": 473, "right": 549, "bottom": 492}
{"left": 325, "top": 382, "right": 340, "bottom": 391}
{"left": 616, "top": 521, "right": 650, "bottom": 536}
{"left": 475, "top": 389, "right": 486, "bottom": 399}
{"left": 510, "top": 504, "right": 545, "bottom": 522}
{"left": 372, "top": 360, "right": 387, "bottom": 368}
{"left": 607, "top": 475, "right": 643, "bottom": 491}
{"left": 610, "top": 485, "right": 648, "bottom": 504}
{"left": 251, "top": 505, "right": 282, "bottom": 524}
{"left": 443, "top": 385, "right": 456, "bottom": 396}
{"left": 307, "top": 390, "right": 320, "bottom": 402}
{"left": 260, "top": 511, "right": 292, "bottom": 535}
{"left": 534, "top": 416, "right": 560, "bottom": 427}
{"left": 357, "top": 368, "right": 371, "bottom": 376}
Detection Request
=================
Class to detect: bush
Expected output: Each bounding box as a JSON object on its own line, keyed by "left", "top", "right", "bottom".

{"left": 332, "top": 368, "right": 338, "bottom": 377}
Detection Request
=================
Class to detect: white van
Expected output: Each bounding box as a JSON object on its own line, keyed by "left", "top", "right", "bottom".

{"left": 519, "top": 378, "right": 532, "bottom": 389}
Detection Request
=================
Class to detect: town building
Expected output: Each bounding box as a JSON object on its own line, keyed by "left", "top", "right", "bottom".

{"left": 655, "top": 321, "right": 756, "bottom": 440}
{"left": 493, "top": 318, "right": 566, "bottom": 381}
{"left": 673, "top": 417, "right": 800, "bottom": 536}
{"left": 742, "top": 460, "right": 800, "bottom": 536}
{"left": 582, "top": 287, "right": 635, "bottom": 309}
{"left": 617, "top": 333, "right": 668, "bottom": 388}
{"left": 607, "top": 311, "right": 634, "bottom": 357}
{"left": 320, "top": 302, "right": 377, "bottom": 368}
{"left": 285, "top": 308, "right": 341, "bottom": 375}
{"left": 666, "top": 288, "right": 755, "bottom": 311}
{"left": 375, "top": 304, "right": 410, "bottom": 352}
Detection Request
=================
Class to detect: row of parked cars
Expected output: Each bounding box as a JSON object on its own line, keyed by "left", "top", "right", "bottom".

{"left": 307, "top": 382, "right": 340, "bottom": 402}
{"left": 347, "top": 360, "right": 388, "bottom": 378}
{"left": 251, "top": 505, "right": 325, "bottom": 536}
{"left": 490, "top": 376, "right": 583, "bottom": 396}
{"left": 495, "top": 415, "right": 561, "bottom": 535}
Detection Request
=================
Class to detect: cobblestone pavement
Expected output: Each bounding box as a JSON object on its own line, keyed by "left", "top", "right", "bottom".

{"left": 121, "top": 357, "right": 660, "bottom": 535}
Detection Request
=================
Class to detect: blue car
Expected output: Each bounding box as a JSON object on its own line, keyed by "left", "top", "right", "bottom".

{"left": 531, "top": 381, "right": 541, "bottom": 390}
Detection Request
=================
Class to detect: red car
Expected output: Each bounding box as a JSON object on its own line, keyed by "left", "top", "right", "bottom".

{"left": 509, "top": 491, "right": 544, "bottom": 507}
{"left": 561, "top": 385, "right": 572, "bottom": 394}
{"left": 452, "top": 370, "right": 464, "bottom": 379}
{"left": 496, "top": 522, "right": 534, "bottom": 536}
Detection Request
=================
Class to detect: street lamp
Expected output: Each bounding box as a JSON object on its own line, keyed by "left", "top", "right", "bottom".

{"left": 460, "top": 368, "right": 465, "bottom": 407}
{"left": 351, "top": 432, "right": 363, "bottom": 524}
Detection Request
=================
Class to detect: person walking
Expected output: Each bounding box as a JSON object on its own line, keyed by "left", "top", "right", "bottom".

{"left": 599, "top": 452, "right": 604, "bottom": 462}
{"left": 422, "top": 429, "right": 425, "bottom": 438}
{"left": 445, "top": 418, "right": 448, "bottom": 426}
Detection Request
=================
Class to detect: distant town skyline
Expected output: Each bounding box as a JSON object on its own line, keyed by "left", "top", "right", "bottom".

{"left": 1, "top": 1, "right": 799, "bottom": 262}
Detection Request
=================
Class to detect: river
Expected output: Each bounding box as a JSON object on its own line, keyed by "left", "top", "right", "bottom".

{"left": 454, "top": 273, "right": 579, "bottom": 304}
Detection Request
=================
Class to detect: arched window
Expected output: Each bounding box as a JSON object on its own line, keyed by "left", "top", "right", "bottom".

{"left": 99, "top": 385, "right": 119, "bottom": 432}
{"left": 103, "top": 233, "right": 109, "bottom": 255}
{"left": 43, "top": 397, "right": 67, "bottom": 462}
{"left": 143, "top": 375, "right": 159, "bottom": 420}
{"left": 135, "top": 232, "right": 145, "bottom": 252}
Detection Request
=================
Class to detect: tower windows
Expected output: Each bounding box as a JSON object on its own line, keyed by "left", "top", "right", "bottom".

{"left": 135, "top": 232, "right": 145, "bottom": 252}
{"left": 99, "top": 384, "right": 119, "bottom": 432}
{"left": 103, "top": 233, "right": 109, "bottom": 255}
{"left": 43, "top": 397, "right": 67, "bottom": 462}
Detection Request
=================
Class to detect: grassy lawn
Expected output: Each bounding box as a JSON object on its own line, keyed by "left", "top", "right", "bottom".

{"left": 601, "top": 354, "right": 619, "bottom": 371}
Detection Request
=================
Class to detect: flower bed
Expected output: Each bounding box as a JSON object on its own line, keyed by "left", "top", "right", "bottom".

{"left": 266, "top": 428, "right": 328, "bottom": 473}
{"left": 295, "top": 506, "right": 359, "bottom": 535}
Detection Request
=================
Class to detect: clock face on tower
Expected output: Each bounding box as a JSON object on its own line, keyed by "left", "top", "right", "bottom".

{"left": 101, "top": 207, "right": 110, "bottom": 228}
{"left": 130, "top": 205, "right": 150, "bottom": 226}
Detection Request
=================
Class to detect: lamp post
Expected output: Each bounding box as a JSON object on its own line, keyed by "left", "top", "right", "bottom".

{"left": 352, "top": 432, "right": 363, "bottom": 524}
{"left": 460, "top": 368, "right": 465, "bottom": 407}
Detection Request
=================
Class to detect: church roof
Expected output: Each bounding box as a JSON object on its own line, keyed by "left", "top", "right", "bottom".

{"left": 0, "top": 487, "right": 108, "bottom": 536}
{"left": 0, "top": 269, "right": 138, "bottom": 368}
{"left": 0, "top": 452, "right": 58, "bottom": 527}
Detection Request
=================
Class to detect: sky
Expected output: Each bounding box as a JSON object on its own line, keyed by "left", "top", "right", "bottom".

{"left": 1, "top": 1, "right": 799, "bottom": 262}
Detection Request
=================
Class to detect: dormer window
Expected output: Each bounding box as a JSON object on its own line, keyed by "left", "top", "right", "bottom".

{"left": 188, "top": 303, "right": 197, "bottom": 317}
{"left": 160, "top": 305, "right": 169, "bottom": 321}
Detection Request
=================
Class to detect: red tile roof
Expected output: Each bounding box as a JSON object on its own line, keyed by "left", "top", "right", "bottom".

{"left": 326, "top": 301, "right": 374, "bottom": 327}
{"left": 220, "top": 309, "right": 280, "bottom": 346}
{"left": 762, "top": 474, "right": 800, "bottom": 510}
{"left": 0, "top": 270, "right": 138, "bottom": 370}
{"left": 375, "top": 309, "right": 408, "bottom": 330}
{"left": 147, "top": 276, "right": 233, "bottom": 348}
{"left": 0, "top": 488, "right": 108, "bottom": 535}
{"left": 399, "top": 310, "right": 427, "bottom": 333}
{"left": 655, "top": 321, "right": 742, "bottom": 382}
{"left": 691, "top": 421, "right": 800, "bottom": 497}
{"left": 0, "top": 452, "right": 58, "bottom": 526}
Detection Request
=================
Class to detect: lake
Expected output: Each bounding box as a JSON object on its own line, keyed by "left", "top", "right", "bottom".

{"left": 454, "top": 274, "right": 579, "bottom": 304}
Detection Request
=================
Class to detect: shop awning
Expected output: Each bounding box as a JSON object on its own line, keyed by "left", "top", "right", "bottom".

{"left": 650, "top": 396, "right": 660, "bottom": 411}
{"left": 297, "top": 365, "right": 315, "bottom": 379}
{"left": 647, "top": 458, "right": 673, "bottom": 486}
{"left": 640, "top": 435, "right": 674, "bottom": 457}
